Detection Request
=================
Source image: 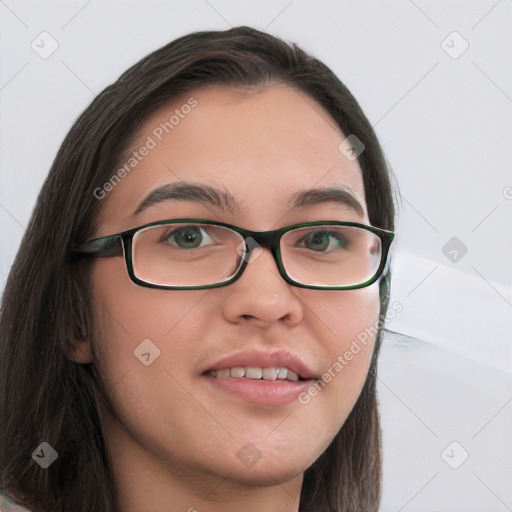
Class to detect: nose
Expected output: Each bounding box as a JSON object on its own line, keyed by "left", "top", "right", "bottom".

{"left": 221, "top": 247, "right": 305, "bottom": 328}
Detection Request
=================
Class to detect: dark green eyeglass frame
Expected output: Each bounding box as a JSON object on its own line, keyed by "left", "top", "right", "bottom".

{"left": 69, "top": 219, "right": 395, "bottom": 291}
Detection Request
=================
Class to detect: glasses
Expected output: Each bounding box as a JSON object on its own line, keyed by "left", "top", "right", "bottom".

{"left": 70, "top": 219, "right": 394, "bottom": 290}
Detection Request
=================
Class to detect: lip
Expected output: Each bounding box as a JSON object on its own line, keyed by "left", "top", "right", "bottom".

{"left": 202, "top": 376, "right": 313, "bottom": 406}
{"left": 201, "top": 349, "right": 318, "bottom": 407}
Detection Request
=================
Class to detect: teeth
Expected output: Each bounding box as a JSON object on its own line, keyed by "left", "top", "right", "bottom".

{"left": 277, "top": 367, "right": 288, "bottom": 380}
{"left": 206, "top": 366, "right": 302, "bottom": 381}
{"left": 245, "top": 367, "right": 262, "bottom": 379}
{"left": 262, "top": 367, "right": 277, "bottom": 381}
{"left": 286, "top": 370, "right": 299, "bottom": 381}
{"left": 216, "top": 368, "right": 230, "bottom": 379}
{"left": 230, "top": 367, "right": 245, "bottom": 378}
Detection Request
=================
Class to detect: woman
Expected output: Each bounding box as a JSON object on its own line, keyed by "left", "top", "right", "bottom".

{"left": 0, "top": 26, "right": 396, "bottom": 511}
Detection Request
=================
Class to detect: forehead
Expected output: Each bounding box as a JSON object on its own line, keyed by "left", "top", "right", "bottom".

{"left": 98, "top": 84, "right": 367, "bottom": 230}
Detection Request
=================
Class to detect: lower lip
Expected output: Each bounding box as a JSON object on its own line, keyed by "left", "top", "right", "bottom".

{"left": 202, "top": 375, "right": 314, "bottom": 407}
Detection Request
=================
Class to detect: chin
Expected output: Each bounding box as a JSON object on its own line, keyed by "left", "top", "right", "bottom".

{"left": 224, "top": 460, "right": 306, "bottom": 487}
{"left": 210, "top": 443, "right": 316, "bottom": 486}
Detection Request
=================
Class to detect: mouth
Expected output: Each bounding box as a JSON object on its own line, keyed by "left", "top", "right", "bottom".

{"left": 201, "top": 350, "right": 317, "bottom": 407}
{"left": 204, "top": 366, "right": 305, "bottom": 381}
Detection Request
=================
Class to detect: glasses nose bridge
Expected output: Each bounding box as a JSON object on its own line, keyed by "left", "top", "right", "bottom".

{"left": 238, "top": 228, "right": 284, "bottom": 273}
{"left": 243, "top": 228, "right": 282, "bottom": 257}
{"left": 250, "top": 228, "right": 281, "bottom": 249}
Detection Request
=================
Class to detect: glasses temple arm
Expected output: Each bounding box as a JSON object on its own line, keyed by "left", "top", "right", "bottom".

{"left": 68, "top": 235, "right": 123, "bottom": 261}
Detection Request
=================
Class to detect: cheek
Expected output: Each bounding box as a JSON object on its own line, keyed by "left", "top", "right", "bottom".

{"left": 90, "top": 259, "right": 222, "bottom": 464}
{"left": 311, "top": 284, "right": 381, "bottom": 366}
{"left": 298, "top": 286, "right": 381, "bottom": 426}
{"left": 89, "top": 258, "right": 212, "bottom": 385}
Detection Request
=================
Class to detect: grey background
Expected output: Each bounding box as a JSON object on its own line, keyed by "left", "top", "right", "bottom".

{"left": 1, "top": 1, "right": 511, "bottom": 510}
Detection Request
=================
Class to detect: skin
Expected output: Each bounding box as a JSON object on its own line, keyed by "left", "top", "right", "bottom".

{"left": 70, "top": 84, "right": 381, "bottom": 512}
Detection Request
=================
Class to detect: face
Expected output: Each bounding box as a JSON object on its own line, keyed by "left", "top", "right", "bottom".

{"left": 86, "top": 85, "right": 381, "bottom": 493}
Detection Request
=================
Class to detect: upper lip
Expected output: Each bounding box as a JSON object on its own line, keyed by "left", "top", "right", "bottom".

{"left": 202, "top": 349, "right": 317, "bottom": 380}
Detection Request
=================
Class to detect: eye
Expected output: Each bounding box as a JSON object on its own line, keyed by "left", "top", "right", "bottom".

{"left": 301, "top": 229, "right": 348, "bottom": 252}
{"left": 161, "top": 225, "right": 214, "bottom": 249}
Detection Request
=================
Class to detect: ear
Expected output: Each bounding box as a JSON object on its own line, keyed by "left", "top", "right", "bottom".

{"left": 64, "top": 272, "right": 95, "bottom": 363}
{"left": 65, "top": 339, "right": 94, "bottom": 364}
{"left": 63, "top": 306, "right": 94, "bottom": 364}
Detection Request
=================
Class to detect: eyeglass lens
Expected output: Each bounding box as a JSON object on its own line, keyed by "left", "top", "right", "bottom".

{"left": 131, "top": 223, "right": 383, "bottom": 288}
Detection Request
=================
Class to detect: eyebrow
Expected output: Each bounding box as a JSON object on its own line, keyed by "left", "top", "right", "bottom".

{"left": 132, "top": 181, "right": 364, "bottom": 218}
{"left": 290, "top": 186, "right": 364, "bottom": 217}
{"left": 132, "top": 182, "right": 240, "bottom": 217}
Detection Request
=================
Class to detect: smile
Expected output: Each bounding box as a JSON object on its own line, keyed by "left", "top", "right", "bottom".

{"left": 205, "top": 366, "right": 301, "bottom": 381}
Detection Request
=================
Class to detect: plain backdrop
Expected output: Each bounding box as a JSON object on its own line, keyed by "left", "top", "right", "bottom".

{"left": 1, "top": 1, "right": 511, "bottom": 510}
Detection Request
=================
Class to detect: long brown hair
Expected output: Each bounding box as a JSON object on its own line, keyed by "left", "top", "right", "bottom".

{"left": 0, "top": 26, "right": 396, "bottom": 511}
